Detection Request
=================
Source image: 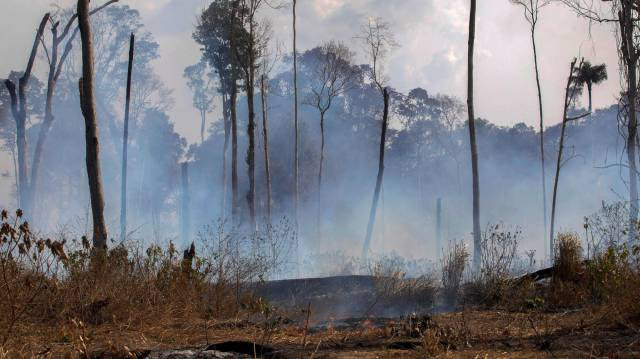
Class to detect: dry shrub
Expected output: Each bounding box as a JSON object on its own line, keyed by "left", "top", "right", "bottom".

{"left": 464, "top": 223, "right": 520, "bottom": 307}
{"left": 0, "top": 210, "right": 296, "bottom": 353}
{"left": 554, "top": 232, "right": 583, "bottom": 282}
{"left": 441, "top": 240, "right": 469, "bottom": 307}
{"left": 0, "top": 210, "right": 65, "bottom": 346}
{"left": 301, "top": 250, "right": 362, "bottom": 277}
{"left": 583, "top": 201, "right": 631, "bottom": 257}
{"left": 371, "top": 254, "right": 436, "bottom": 315}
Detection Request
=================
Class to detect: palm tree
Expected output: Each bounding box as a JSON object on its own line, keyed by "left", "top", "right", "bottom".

{"left": 574, "top": 61, "right": 607, "bottom": 117}
{"left": 574, "top": 61, "right": 607, "bottom": 165}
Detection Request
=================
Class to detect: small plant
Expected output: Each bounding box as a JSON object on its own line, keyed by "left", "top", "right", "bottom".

{"left": 0, "top": 209, "right": 65, "bottom": 346}
{"left": 464, "top": 222, "right": 520, "bottom": 306}
{"left": 554, "top": 232, "right": 582, "bottom": 282}
{"left": 441, "top": 240, "right": 469, "bottom": 307}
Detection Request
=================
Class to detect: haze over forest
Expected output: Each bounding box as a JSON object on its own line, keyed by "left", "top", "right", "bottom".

{"left": 0, "top": 0, "right": 633, "bottom": 273}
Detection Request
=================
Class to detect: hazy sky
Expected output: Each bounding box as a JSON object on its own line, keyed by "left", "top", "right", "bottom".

{"left": 0, "top": 0, "right": 622, "bottom": 143}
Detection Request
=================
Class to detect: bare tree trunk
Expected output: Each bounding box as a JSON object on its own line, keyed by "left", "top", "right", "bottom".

{"left": 230, "top": 1, "right": 240, "bottom": 223}
{"left": 467, "top": 0, "right": 481, "bottom": 269}
{"left": 261, "top": 75, "right": 272, "bottom": 224}
{"left": 181, "top": 162, "right": 191, "bottom": 242}
{"left": 362, "top": 88, "right": 390, "bottom": 260}
{"left": 120, "top": 33, "right": 134, "bottom": 241}
{"left": 550, "top": 59, "right": 578, "bottom": 257}
{"left": 293, "top": 0, "right": 300, "bottom": 235}
{"left": 317, "top": 111, "right": 326, "bottom": 240}
{"left": 619, "top": 3, "right": 639, "bottom": 241}
{"left": 3, "top": 13, "right": 50, "bottom": 213}
{"left": 292, "top": 0, "right": 300, "bottom": 273}
{"left": 436, "top": 197, "right": 442, "bottom": 260}
{"left": 246, "top": 21, "right": 257, "bottom": 231}
{"left": 200, "top": 110, "right": 206, "bottom": 143}
{"left": 222, "top": 90, "right": 230, "bottom": 217}
{"left": 29, "top": 24, "right": 59, "bottom": 219}
{"left": 531, "top": 24, "right": 549, "bottom": 259}
{"left": 77, "top": 0, "right": 108, "bottom": 249}
{"left": 31, "top": 2, "right": 117, "bottom": 217}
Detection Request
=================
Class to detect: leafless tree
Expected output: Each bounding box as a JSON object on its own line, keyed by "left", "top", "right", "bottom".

{"left": 4, "top": 13, "right": 50, "bottom": 214}
{"left": 77, "top": 0, "right": 108, "bottom": 249}
{"left": 4, "top": 1, "right": 117, "bottom": 217}
{"left": 510, "top": 0, "right": 552, "bottom": 257}
{"left": 120, "top": 33, "right": 134, "bottom": 241}
{"left": 259, "top": 33, "right": 279, "bottom": 225}
{"left": 303, "top": 41, "right": 357, "bottom": 240}
{"left": 359, "top": 17, "right": 398, "bottom": 260}
{"left": 292, "top": 0, "right": 300, "bottom": 241}
{"left": 467, "top": 0, "right": 481, "bottom": 269}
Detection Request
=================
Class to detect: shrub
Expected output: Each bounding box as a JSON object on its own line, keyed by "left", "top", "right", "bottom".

{"left": 464, "top": 223, "right": 520, "bottom": 307}
{"left": 371, "top": 255, "right": 436, "bottom": 315}
{"left": 441, "top": 240, "right": 469, "bottom": 307}
{"left": 0, "top": 210, "right": 65, "bottom": 346}
{"left": 554, "top": 232, "right": 583, "bottom": 282}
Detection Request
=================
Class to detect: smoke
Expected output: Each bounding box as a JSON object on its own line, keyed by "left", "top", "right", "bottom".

{"left": 0, "top": 3, "right": 629, "bottom": 280}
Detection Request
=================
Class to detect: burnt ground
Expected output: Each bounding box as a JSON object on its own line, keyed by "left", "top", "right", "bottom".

{"left": 9, "top": 275, "right": 640, "bottom": 358}
{"left": 254, "top": 275, "right": 434, "bottom": 320}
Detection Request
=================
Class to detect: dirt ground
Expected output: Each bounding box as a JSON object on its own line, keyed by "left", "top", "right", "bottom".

{"left": 8, "top": 308, "right": 639, "bottom": 358}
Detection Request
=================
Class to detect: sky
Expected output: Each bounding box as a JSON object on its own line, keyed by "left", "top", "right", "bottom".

{"left": 0, "top": 0, "right": 622, "bottom": 144}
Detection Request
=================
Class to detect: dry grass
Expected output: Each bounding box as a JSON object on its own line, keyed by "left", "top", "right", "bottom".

{"left": 1, "top": 209, "right": 640, "bottom": 358}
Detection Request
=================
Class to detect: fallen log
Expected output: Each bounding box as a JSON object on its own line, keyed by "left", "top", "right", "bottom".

{"left": 515, "top": 259, "right": 591, "bottom": 285}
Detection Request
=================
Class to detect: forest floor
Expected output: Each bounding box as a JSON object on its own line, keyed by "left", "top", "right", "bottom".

{"left": 13, "top": 307, "right": 639, "bottom": 358}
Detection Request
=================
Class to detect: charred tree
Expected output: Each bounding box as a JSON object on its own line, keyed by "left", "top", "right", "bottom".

{"left": 293, "top": 0, "right": 300, "bottom": 238}
{"left": 181, "top": 162, "right": 191, "bottom": 242}
{"left": 77, "top": 0, "right": 108, "bottom": 249}
{"left": 467, "top": 0, "right": 481, "bottom": 269}
{"left": 230, "top": 1, "right": 240, "bottom": 224}
{"left": 120, "top": 33, "right": 134, "bottom": 241}
{"left": 436, "top": 198, "right": 442, "bottom": 259}
{"left": 261, "top": 74, "right": 272, "bottom": 223}
{"left": 358, "top": 17, "right": 396, "bottom": 259}
{"left": 30, "top": 1, "right": 118, "bottom": 217}
{"left": 222, "top": 89, "right": 231, "bottom": 217}
{"left": 362, "top": 88, "right": 390, "bottom": 260}
{"left": 4, "top": 13, "right": 50, "bottom": 213}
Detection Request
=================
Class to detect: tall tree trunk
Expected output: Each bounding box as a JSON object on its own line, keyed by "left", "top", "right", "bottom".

{"left": 200, "top": 110, "right": 206, "bottom": 143}
{"left": 120, "top": 33, "right": 134, "bottom": 240}
{"left": 246, "top": 21, "right": 257, "bottom": 231}
{"left": 222, "top": 90, "right": 230, "bottom": 217}
{"left": 619, "top": 3, "right": 639, "bottom": 241}
{"left": 317, "top": 111, "right": 326, "bottom": 240}
{"left": 436, "top": 197, "right": 442, "bottom": 260}
{"left": 362, "top": 88, "right": 390, "bottom": 260}
{"left": 530, "top": 23, "right": 548, "bottom": 259}
{"left": 30, "top": 24, "right": 59, "bottom": 218}
{"left": 181, "top": 162, "right": 191, "bottom": 242}
{"left": 261, "top": 75, "right": 272, "bottom": 224}
{"left": 77, "top": 0, "right": 108, "bottom": 249}
{"left": 467, "top": 0, "right": 481, "bottom": 269}
{"left": 293, "top": 0, "right": 300, "bottom": 235}
{"left": 550, "top": 59, "right": 578, "bottom": 257}
{"left": 588, "top": 83, "right": 594, "bottom": 164}
{"left": 3, "top": 13, "right": 50, "bottom": 213}
{"left": 230, "top": 1, "right": 239, "bottom": 223}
